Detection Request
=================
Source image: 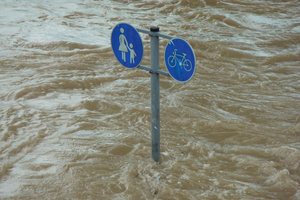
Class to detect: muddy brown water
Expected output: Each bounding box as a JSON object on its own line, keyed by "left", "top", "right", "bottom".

{"left": 1, "top": 0, "right": 300, "bottom": 199}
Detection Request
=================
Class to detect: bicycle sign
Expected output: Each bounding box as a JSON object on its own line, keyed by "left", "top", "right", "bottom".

{"left": 164, "top": 38, "right": 196, "bottom": 82}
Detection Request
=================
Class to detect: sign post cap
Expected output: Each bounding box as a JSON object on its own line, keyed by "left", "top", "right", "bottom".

{"left": 150, "top": 26, "right": 160, "bottom": 32}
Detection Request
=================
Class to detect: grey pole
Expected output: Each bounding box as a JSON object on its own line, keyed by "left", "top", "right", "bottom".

{"left": 150, "top": 26, "right": 160, "bottom": 162}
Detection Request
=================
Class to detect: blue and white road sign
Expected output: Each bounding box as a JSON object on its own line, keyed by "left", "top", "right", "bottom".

{"left": 111, "top": 23, "right": 143, "bottom": 68}
{"left": 164, "top": 38, "right": 196, "bottom": 82}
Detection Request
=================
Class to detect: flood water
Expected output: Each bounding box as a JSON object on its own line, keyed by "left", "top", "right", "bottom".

{"left": 1, "top": 0, "right": 300, "bottom": 199}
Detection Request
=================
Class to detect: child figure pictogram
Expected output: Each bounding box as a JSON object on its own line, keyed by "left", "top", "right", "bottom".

{"left": 128, "top": 43, "right": 137, "bottom": 64}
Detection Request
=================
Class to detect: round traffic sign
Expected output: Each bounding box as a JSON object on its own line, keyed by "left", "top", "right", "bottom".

{"left": 111, "top": 23, "right": 143, "bottom": 68}
{"left": 164, "top": 38, "right": 196, "bottom": 82}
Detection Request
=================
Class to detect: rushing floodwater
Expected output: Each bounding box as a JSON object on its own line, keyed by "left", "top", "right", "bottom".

{"left": 1, "top": 0, "right": 300, "bottom": 199}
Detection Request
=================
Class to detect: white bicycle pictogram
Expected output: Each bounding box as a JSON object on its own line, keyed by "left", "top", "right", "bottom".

{"left": 167, "top": 49, "right": 192, "bottom": 72}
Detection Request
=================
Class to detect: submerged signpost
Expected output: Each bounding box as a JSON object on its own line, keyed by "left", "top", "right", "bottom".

{"left": 111, "top": 23, "right": 196, "bottom": 162}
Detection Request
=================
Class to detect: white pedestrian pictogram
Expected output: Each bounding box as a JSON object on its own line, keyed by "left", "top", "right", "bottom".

{"left": 119, "top": 28, "right": 128, "bottom": 62}
{"left": 118, "top": 28, "right": 137, "bottom": 64}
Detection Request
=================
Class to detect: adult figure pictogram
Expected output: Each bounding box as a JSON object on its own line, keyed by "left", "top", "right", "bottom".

{"left": 119, "top": 28, "right": 128, "bottom": 62}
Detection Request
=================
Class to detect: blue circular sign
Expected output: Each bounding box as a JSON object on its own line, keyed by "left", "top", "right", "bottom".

{"left": 111, "top": 23, "right": 143, "bottom": 69}
{"left": 164, "top": 38, "right": 196, "bottom": 82}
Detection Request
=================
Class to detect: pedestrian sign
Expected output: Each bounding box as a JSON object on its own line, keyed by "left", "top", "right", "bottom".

{"left": 164, "top": 38, "right": 196, "bottom": 82}
{"left": 111, "top": 23, "right": 144, "bottom": 68}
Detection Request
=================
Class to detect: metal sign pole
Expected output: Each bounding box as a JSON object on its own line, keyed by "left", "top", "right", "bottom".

{"left": 150, "top": 26, "right": 160, "bottom": 162}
